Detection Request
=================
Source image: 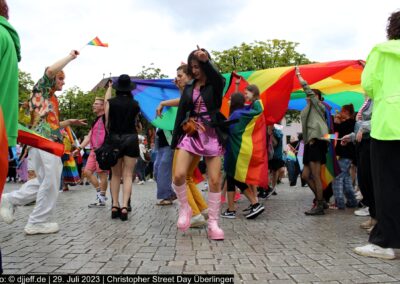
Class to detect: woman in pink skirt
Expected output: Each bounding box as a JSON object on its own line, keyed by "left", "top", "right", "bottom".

{"left": 170, "top": 47, "right": 227, "bottom": 240}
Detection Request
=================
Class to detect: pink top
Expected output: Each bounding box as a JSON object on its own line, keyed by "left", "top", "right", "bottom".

{"left": 90, "top": 117, "right": 106, "bottom": 149}
{"left": 177, "top": 88, "right": 224, "bottom": 157}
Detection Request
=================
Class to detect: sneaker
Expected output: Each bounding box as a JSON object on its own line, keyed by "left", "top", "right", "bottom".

{"left": 221, "top": 209, "right": 236, "bottom": 219}
{"left": 88, "top": 200, "right": 106, "bottom": 208}
{"left": 354, "top": 206, "right": 370, "bottom": 217}
{"left": 0, "top": 195, "right": 15, "bottom": 224}
{"left": 353, "top": 244, "right": 395, "bottom": 260}
{"left": 257, "top": 189, "right": 269, "bottom": 199}
{"left": 242, "top": 204, "right": 253, "bottom": 213}
{"left": 85, "top": 182, "right": 90, "bottom": 186}
{"left": 202, "top": 182, "right": 208, "bottom": 191}
{"left": 245, "top": 203, "right": 265, "bottom": 219}
{"left": 201, "top": 208, "right": 209, "bottom": 220}
{"left": 137, "top": 181, "right": 145, "bottom": 185}
{"left": 190, "top": 214, "right": 207, "bottom": 228}
{"left": 24, "top": 223, "right": 59, "bottom": 235}
{"left": 147, "top": 178, "right": 155, "bottom": 182}
{"left": 360, "top": 218, "right": 377, "bottom": 229}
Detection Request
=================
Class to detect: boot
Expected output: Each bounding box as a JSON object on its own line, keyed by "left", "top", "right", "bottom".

{"left": 207, "top": 192, "right": 224, "bottom": 240}
{"left": 172, "top": 182, "right": 192, "bottom": 232}
{"left": 305, "top": 200, "right": 325, "bottom": 216}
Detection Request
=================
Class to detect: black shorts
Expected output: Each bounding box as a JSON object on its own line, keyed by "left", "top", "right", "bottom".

{"left": 268, "top": 158, "right": 285, "bottom": 171}
{"left": 303, "top": 139, "right": 328, "bottom": 165}
{"left": 226, "top": 175, "right": 248, "bottom": 192}
{"left": 108, "top": 133, "right": 139, "bottom": 158}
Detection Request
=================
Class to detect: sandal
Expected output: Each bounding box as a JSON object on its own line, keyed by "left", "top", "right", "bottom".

{"left": 156, "top": 199, "right": 173, "bottom": 206}
{"left": 111, "top": 206, "right": 120, "bottom": 219}
{"left": 120, "top": 207, "right": 128, "bottom": 221}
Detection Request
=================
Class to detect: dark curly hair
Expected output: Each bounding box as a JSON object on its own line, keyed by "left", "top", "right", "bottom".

{"left": 0, "top": 0, "right": 9, "bottom": 19}
{"left": 187, "top": 48, "right": 211, "bottom": 78}
{"left": 387, "top": 10, "right": 400, "bottom": 40}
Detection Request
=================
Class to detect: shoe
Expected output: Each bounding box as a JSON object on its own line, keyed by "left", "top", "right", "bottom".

{"left": 367, "top": 225, "right": 375, "bottom": 234}
{"left": 111, "top": 206, "right": 120, "bottom": 219}
{"left": 190, "top": 214, "right": 207, "bottom": 227}
{"left": 0, "top": 195, "right": 15, "bottom": 224}
{"left": 202, "top": 182, "right": 208, "bottom": 192}
{"left": 272, "top": 190, "right": 277, "bottom": 196}
{"left": 88, "top": 194, "right": 106, "bottom": 208}
{"left": 245, "top": 203, "right": 265, "bottom": 219}
{"left": 207, "top": 192, "right": 224, "bottom": 240}
{"left": 24, "top": 223, "right": 59, "bottom": 235}
{"left": 354, "top": 244, "right": 395, "bottom": 260}
{"left": 360, "top": 218, "right": 377, "bottom": 229}
{"left": 137, "top": 181, "right": 145, "bottom": 185}
{"left": 156, "top": 199, "right": 173, "bottom": 206}
{"left": 201, "top": 208, "right": 209, "bottom": 220}
{"left": 242, "top": 204, "right": 252, "bottom": 213}
{"left": 120, "top": 207, "right": 128, "bottom": 221}
{"left": 85, "top": 182, "right": 90, "bottom": 185}
{"left": 147, "top": 178, "right": 155, "bottom": 182}
{"left": 127, "top": 198, "right": 132, "bottom": 212}
{"left": 221, "top": 209, "right": 236, "bottom": 219}
{"left": 173, "top": 182, "right": 192, "bottom": 232}
{"left": 354, "top": 207, "right": 370, "bottom": 217}
{"left": 257, "top": 189, "right": 268, "bottom": 199}
{"left": 305, "top": 201, "right": 324, "bottom": 216}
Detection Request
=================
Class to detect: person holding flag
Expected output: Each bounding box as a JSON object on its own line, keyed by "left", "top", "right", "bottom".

{"left": 0, "top": 50, "right": 87, "bottom": 235}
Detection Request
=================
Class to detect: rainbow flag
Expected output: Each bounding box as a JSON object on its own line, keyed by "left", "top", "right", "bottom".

{"left": 224, "top": 100, "right": 268, "bottom": 188}
{"left": 0, "top": 108, "right": 8, "bottom": 197}
{"left": 128, "top": 60, "right": 364, "bottom": 131}
{"left": 221, "top": 72, "right": 249, "bottom": 118}
{"left": 286, "top": 150, "right": 297, "bottom": 161}
{"left": 17, "top": 124, "right": 64, "bottom": 157}
{"left": 87, "top": 36, "right": 108, "bottom": 47}
{"left": 322, "top": 133, "right": 339, "bottom": 140}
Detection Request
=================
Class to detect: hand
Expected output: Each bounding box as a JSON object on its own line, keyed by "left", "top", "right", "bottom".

{"left": 194, "top": 45, "right": 209, "bottom": 62}
{"left": 107, "top": 79, "right": 112, "bottom": 88}
{"left": 156, "top": 103, "right": 164, "bottom": 118}
{"left": 69, "top": 50, "right": 79, "bottom": 59}
{"left": 71, "top": 148, "right": 80, "bottom": 156}
{"left": 295, "top": 66, "right": 300, "bottom": 76}
{"left": 69, "top": 119, "right": 87, "bottom": 126}
{"left": 356, "top": 130, "right": 363, "bottom": 142}
{"left": 341, "top": 134, "right": 351, "bottom": 146}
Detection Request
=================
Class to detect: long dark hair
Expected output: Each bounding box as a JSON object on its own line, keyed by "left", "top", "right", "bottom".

{"left": 0, "top": 0, "right": 9, "bottom": 19}
{"left": 311, "top": 89, "right": 324, "bottom": 101}
{"left": 229, "top": 92, "right": 245, "bottom": 115}
{"left": 387, "top": 10, "right": 400, "bottom": 40}
{"left": 187, "top": 48, "right": 211, "bottom": 78}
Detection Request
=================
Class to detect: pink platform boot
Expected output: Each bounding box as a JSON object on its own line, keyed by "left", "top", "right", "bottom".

{"left": 207, "top": 192, "right": 225, "bottom": 240}
{"left": 172, "top": 182, "right": 192, "bottom": 232}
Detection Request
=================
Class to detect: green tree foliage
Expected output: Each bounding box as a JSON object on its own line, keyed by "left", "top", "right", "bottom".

{"left": 135, "top": 63, "right": 168, "bottom": 79}
{"left": 18, "top": 70, "right": 34, "bottom": 102}
{"left": 212, "top": 39, "right": 312, "bottom": 73}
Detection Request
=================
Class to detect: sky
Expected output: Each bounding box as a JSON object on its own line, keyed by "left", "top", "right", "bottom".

{"left": 9, "top": 0, "right": 400, "bottom": 92}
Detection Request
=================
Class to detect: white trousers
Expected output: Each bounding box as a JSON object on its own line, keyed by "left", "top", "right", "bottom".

{"left": 6, "top": 148, "right": 62, "bottom": 224}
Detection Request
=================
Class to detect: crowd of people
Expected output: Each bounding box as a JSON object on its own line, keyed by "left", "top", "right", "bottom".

{"left": 0, "top": 0, "right": 399, "bottom": 264}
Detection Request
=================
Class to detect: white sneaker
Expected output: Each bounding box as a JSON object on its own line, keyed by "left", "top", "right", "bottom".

{"left": 201, "top": 208, "right": 209, "bottom": 220}
{"left": 190, "top": 214, "right": 207, "bottom": 228}
{"left": 0, "top": 195, "right": 15, "bottom": 224}
{"left": 137, "top": 181, "right": 145, "bottom": 185}
{"left": 24, "top": 223, "right": 59, "bottom": 235}
{"left": 354, "top": 244, "right": 395, "bottom": 260}
{"left": 147, "top": 178, "right": 155, "bottom": 182}
{"left": 354, "top": 206, "right": 370, "bottom": 217}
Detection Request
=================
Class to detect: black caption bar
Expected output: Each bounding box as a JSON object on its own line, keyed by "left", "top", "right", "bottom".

{"left": 0, "top": 274, "right": 234, "bottom": 284}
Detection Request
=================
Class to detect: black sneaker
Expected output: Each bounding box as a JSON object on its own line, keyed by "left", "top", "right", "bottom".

{"left": 257, "top": 189, "right": 268, "bottom": 199}
{"left": 245, "top": 203, "right": 265, "bottom": 219}
{"left": 221, "top": 209, "right": 236, "bottom": 219}
{"left": 242, "top": 204, "right": 253, "bottom": 212}
{"left": 88, "top": 200, "right": 106, "bottom": 208}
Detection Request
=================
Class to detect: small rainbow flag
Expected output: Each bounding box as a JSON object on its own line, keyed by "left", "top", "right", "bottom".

{"left": 322, "top": 133, "right": 340, "bottom": 140}
{"left": 87, "top": 36, "right": 108, "bottom": 47}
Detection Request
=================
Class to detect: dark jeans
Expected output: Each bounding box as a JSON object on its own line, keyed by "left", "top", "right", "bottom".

{"left": 286, "top": 159, "right": 300, "bottom": 186}
{"left": 369, "top": 138, "right": 400, "bottom": 248}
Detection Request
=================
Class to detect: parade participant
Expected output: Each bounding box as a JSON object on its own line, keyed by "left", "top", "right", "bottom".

{"left": 171, "top": 47, "right": 227, "bottom": 240}
{"left": 354, "top": 10, "right": 400, "bottom": 260}
{"left": 156, "top": 64, "right": 208, "bottom": 228}
{"left": 296, "top": 67, "right": 329, "bottom": 216}
{"left": 105, "top": 75, "right": 140, "bottom": 221}
{"left": 0, "top": 50, "right": 86, "bottom": 234}
{"left": 73, "top": 97, "right": 108, "bottom": 208}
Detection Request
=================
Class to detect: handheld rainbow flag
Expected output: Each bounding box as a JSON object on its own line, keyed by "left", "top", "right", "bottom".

{"left": 87, "top": 36, "right": 108, "bottom": 47}
{"left": 322, "top": 133, "right": 340, "bottom": 140}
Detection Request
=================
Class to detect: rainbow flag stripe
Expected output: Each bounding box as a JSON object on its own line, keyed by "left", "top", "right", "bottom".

{"left": 88, "top": 36, "right": 108, "bottom": 47}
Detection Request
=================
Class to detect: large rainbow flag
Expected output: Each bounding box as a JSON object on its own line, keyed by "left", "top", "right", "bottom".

{"left": 224, "top": 100, "right": 268, "bottom": 188}
{"left": 126, "top": 60, "right": 364, "bottom": 130}
{"left": 17, "top": 124, "right": 64, "bottom": 157}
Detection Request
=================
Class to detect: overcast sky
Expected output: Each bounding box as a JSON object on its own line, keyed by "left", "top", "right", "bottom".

{"left": 9, "top": 0, "right": 400, "bottom": 92}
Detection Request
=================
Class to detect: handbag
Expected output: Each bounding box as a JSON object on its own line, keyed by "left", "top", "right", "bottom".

{"left": 181, "top": 92, "right": 202, "bottom": 136}
{"left": 94, "top": 142, "right": 120, "bottom": 170}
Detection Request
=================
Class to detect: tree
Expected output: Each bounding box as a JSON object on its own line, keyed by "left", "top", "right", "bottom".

{"left": 18, "top": 70, "right": 34, "bottom": 102}
{"left": 135, "top": 63, "right": 168, "bottom": 80}
{"left": 211, "top": 39, "right": 312, "bottom": 73}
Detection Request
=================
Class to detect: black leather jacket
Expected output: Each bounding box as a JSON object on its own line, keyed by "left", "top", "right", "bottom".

{"left": 170, "top": 60, "right": 227, "bottom": 149}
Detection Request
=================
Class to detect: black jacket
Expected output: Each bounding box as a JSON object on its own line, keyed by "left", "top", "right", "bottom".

{"left": 170, "top": 60, "right": 226, "bottom": 149}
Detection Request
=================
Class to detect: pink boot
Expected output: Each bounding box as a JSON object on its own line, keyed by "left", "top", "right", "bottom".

{"left": 207, "top": 192, "right": 225, "bottom": 240}
{"left": 172, "top": 182, "right": 192, "bottom": 232}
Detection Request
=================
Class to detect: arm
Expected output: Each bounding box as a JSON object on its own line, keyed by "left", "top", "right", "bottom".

{"left": 104, "top": 81, "right": 113, "bottom": 128}
{"left": 156, "top": 98, "right": 180, "bottom": 117}
{"left": 72, "top": 131, "right": 91, "bottom": 155}
{"left": 46, "top": 50, "right": 79, "bottom": 79}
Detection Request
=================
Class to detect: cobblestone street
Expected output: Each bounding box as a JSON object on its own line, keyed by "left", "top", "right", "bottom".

{"left": 1, "top": 180, "right": 399, "bottom": 283}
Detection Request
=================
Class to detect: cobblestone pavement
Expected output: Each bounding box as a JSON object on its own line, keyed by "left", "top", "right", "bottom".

{"left": 1, "top": 179, "right": 399, "bottom": 283}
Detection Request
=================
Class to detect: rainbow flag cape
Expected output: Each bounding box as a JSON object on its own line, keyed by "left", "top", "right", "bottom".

{"left": 125, "top": 60, "right": 364, "bottom": 131}
{"left": 322, "top": 133, "right": 339, "bottom": 140}
{"left": 221, "top": 71, "right": 249, "bottom": 118}
{"left": 286, "top": 150, "right": 297, "bottom": 161}
{"left": 87, "top": 36, "right": 108, "bottom": 47}
{"left": 224, "top": 100, "right": 268, "bottom": 188}
{"left": 0, "top": 108, "right": 8, "bottom": 197}
{"left": 17, "top": 124, "right": 64, "bottom": 157}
